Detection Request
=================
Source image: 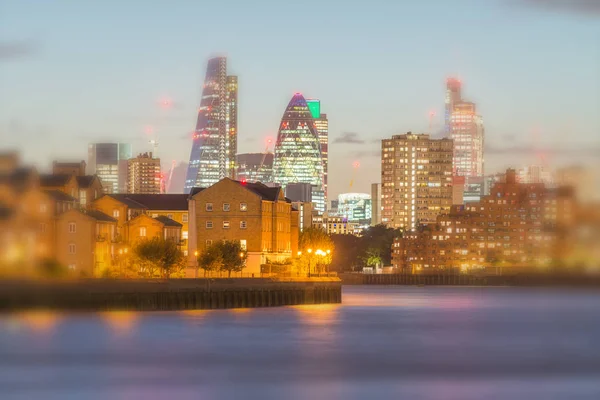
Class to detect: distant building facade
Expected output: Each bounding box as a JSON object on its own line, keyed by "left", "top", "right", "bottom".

{"left": 236, "top": 153, "right": 273, "bottom": 184}
{"left": 338, "top": 193, "right": 371, "bottom": 223}
{"left": 381, "top": 132, "right": 454, "bottom": 230}
{"left": 88, "top": 143, "right": 132, "bottom": 194}
{"left": 127, "top": 152, "right": 162, "bottom": 194}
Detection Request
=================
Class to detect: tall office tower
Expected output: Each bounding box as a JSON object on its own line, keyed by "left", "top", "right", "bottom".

{"left": 445, "top": 78, "right": 462, "bottom": 134}
{"left": 306, "top": 99, "right": 328, "bottom": 206}
{"left": 88, "top": 143, "right": 132, "bottom": 194}
{"left": 184, "top": 57, "right": 237, "bottom": 193}
{"left": 451, "top": 102, "right": 484, "bottom": 178}
{"left": 236, "top": 153, "right": 273, "bottom": 183}
{"left": 371, "top": 183, "right": 382, "bottom": 226}
{"left": 337, "top": 193, "right": 371, "bottom": 223}
{"left": 273, "top": 93, "right": 325, "bottom": 213}
{"left": 127, "top": 152, "right": 162, "bottom": 194}
{"left": 381, "top": 132, "right": 453, "bottom": 230}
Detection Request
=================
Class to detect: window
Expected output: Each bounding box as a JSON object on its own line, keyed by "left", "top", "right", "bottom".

{"left": 240, "top": 221, "right": 247, "bottom": 229}
{"left": 68, "top": 264, "right": 76, "bottom": 270}
{"left": 240, "top": 239, "right": 247, "bottom": 250}
{"left": 223, "top": 221, "right": 230, "bottom": 229}
{"left": 206, "top": 203, "right": 213, "bottom": 212}
{"left": 182, "top": 213, "right": 188, "bottom": 222}
{"left": 68, "top": 243, "right": 76, "bottom": 254}
{"left": 182, "top": 231, "right": 188, "bottom": 240}
{"left": 39, "top": 223, "right": 47, "bottom": 234}
{"left": 140, "top": 227, "right": 147, "bottom": 237}
{"left": 206, "top": 239, "right": 213, "bottom": 246}
{"left": 151, "top": 213, "right": 158, "bottom": 218}
{"left": 80, "top": 190, "right": 87, "bottom": 206}
{"left": 39, "top": 203, "right": 47, "bottom": 213}
{"left": 223, "top": 203, "right": 230, "bottom": 212}
{"left": 240, "top": 203, "right": 248, "bottom": 212}
{"left": 68, "top": 222, "right": 76, "bottom": 233}
{"left": 167, "top": 213, "right": 173, "bottom": 219}
{"left": 113, "top": 209, "right": 120, "bottom": 218}
{"left": 206, "top": 221, "right": 213, "bottom": 229}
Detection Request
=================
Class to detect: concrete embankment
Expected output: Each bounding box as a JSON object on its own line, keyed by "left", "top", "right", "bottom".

{"left": 339, "top": 273, "right": 600, "bottom": 287}
{"left": 0, "top": 278, "right": 342, "bottom": 312}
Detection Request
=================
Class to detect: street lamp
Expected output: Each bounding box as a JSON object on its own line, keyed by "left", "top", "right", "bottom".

{"left": 307, "top": 249, "right": 313, "bottom": 277}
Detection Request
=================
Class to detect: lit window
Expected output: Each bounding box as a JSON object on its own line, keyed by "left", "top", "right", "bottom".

{"left": 240, "top": 203, "right": 247, "bottom": 212}
{"left": 68, "top": 243, "right": 76, "bottom": 254}
{"left": 39, "top": 203, "right": 47, "bottom": 213}
{"left": 152, "top": 213, "right": 158, "bottom": 218}
{"left": 140, "top": 227, "right": 146, "bottom": 237}
{"left": 206, "top": 203, "right": 213, "bottom": 212}
{"left": 223, "top": 221, "right": 230, "bottom": 229}
{"left": 182, "top": 231, "right": 188, "bottom": 240}
{"left": 206, "top": 221, "right": 213, "bottom": 229}
{"left": 223, "top": 203, "right": 230, "bottom": 212}
{"left": 206, "top": 239, "right": 212, "bottom": 246}
{"left": 80, "top": 190, "right": 87, "bottom": 206}
{"left": 167, "top": 214, "right": 173, "bottom": 219}
{"left": 240, "top": 221, "right": 247, "bottom": 229}
{"left": 182, "top": 213, "right": 188, "bottom": 222}
{"left": 68, "top": 222, "right": 76, "bottom": 233}
{"left": 240, "top": 239, "right": 247, "bottom": 250}
{"left": 113, "top": 209, "right": 120, "bottom": 218}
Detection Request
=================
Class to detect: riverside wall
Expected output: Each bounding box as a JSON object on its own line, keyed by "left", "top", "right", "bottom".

{"left": 0, "top": 278, "right": 342, "bottom": 312}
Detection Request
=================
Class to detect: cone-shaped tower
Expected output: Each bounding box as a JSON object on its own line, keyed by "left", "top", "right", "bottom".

{"left": 272, "top": 93, "right": 325, "bottom": 212}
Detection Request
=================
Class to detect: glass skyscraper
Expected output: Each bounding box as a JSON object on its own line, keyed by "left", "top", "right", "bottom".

{"left": 184, "top": 57, "right": 237, "bottom": 193}
{"left": 88, "top": 143, "right": 132, "bottom": 194}
{"left": 306, "top": 99, "right": 328, "bottom": 207}
{"left": 273, "top": 93, "right": 325, "bottom": 213}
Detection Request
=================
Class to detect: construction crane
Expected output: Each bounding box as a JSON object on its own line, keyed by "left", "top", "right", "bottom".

{"left": 258, "top": 138, "right": 274, "bottom": 176}
{"left": 166, "top": 160, "right": 177, "bottom": 193}
{"left": 349, "top": 161, "right": 360, "bottom": 190}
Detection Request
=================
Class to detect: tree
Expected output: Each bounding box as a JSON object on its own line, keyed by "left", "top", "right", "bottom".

{"left": 197, "top": 243, "right": 223, "bottom": 277}
{"left": 358, "top": 224, "right": 402, "bottom": 267}
{"left": 215, "top": 240, "right": 247, "bottom": 277}
{"left": 132, "top": 237, "right": 186, "bottom": 279}
{"left": 298, "top": 227, "right": 334, "bottom": 276}
{"left": 363, "top": 247, "right": 383, "bottom": 269}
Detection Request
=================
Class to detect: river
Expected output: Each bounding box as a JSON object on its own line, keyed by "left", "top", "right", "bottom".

{"left": 1, "top": 286, "right": 600, "bottom": 399}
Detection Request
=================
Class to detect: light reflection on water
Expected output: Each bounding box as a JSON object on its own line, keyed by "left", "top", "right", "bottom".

{"left": 1, "top": 286, "right": 600, "bottom": 400}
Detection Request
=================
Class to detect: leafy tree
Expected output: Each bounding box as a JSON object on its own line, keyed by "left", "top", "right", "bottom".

{"left": 358, "top": 224, "right": 402, "bottom": 266}
{"left": 197, "top": 243, "right": 223, "bottom": 277}
{"left": 133, "top": 237, "right": 186, "bottom": 279}
{"left": 363, "top": 247, "right": 383, "bottom": 268}
{"left": 330, "top": 234, "right": 362, "bottom": 272}
{"left": 215, "top": 240, "right": 247, "bottom": 277}
{"left": 299, "top": 227, "right": 334, "bottom": 253}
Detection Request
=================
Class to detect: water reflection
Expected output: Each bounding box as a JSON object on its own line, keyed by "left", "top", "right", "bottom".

{"left": 99, "top": 311, "right": 138, "bottom": 336}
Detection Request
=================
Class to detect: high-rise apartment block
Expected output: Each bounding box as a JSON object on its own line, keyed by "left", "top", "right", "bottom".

{"left": 185, "top": 57, "right": 237, "bottom": 192}
{"left": 371, "top": 183, "right": 382, "bottom": 226}
{"left": 127, "top": 152, "right": 162, "bottom": 194}
{"left": 381, "top": 133, "right": 454, "bottom": 230}
{"left": 88, "top": 143, "right": 132, "bottom": 194}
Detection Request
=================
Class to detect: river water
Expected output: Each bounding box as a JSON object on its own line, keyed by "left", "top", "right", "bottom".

{"left": 1, "top": 286, "right": 600, "bottom": 399}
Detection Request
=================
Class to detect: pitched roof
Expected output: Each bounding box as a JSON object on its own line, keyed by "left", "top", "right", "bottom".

{"left": 83, "top": 209, "right": 117, "bottom": 223}
{"left": 44, "top": 190, "right": 77, "bottom": 202}
{"left": 39, "top": 174, "right": 72, "bottom": 187}
{"left": 108, "top": 194, "right": 189, "bottom": 210}
{"left": 154, "top": 215, "right": 183, "bottom": 227}
{"left": 76, "top": 175, "right": 99, "bottom": 188}
{"left": 189, "top": 187, "right": 206, "bottom": 197}
{"left": 241, "top": 181, "right": 281, "bottom": 201}
{"left": 0, "top": 167, "right": 37, "bottom": 192}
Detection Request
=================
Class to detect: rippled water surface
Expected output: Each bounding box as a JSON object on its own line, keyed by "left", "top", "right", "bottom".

{"left": 2, "top": 286, "right": 600, "bottom": 399}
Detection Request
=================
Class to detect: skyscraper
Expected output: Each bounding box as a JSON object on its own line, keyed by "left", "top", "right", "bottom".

{"left": 127, "top": 152, "right": 162, "bottom": 194}
{"left": 381, "top": 133, "right": 454, "bottom": 230}
{"left": 236, "top": 153, "right": 273, "bottom": 184}
{"left": 306, "top": 99, "right": 328, "bottom": 206}
{"left": 273, "top": 93, "right": 325, "bottom": 213}
{"left": 88, "top": 143, "right": 132, "bottom": 194}
{"left": 445, "top": 78, "right": 462, "bottom": 134}
{"left": 184, "top": 57, "right": 237, "bottom": 193}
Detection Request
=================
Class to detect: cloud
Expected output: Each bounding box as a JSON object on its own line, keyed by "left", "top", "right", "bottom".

{"left": 333, "top": 132, "right": 365, "bottom": 144}
{"left": 486, "top": 143, "right": 600, "bottom": 156}
{"left": 352, "top": 149, "right": 381, "bottom": 158}
{"left": 510, "top": 0, "right": 600, "bottom": 16}
{"left": 0, "top": 41, "right": 38, "bottom": 61}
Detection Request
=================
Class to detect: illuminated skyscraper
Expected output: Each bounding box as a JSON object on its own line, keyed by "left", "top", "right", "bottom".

{"left": 88, "top": 143, "right": 132, "bottom": 194}
{"left": 450, "top": 102, "right": 484, "bottom": 179}
{"left": 445, "top": 78, "right": 462, "bottom": 134}
{"left": 306, "top": 99, "right": 328, "bottom": 206}
{"left": 236, "top": 153, "right": 273, "bottom": 184}
{"left": 273, "top": 93, "right": 325, "bottom": 213}
{"left": 184, "top": 57, "right": 237, "bottom": 193}
{"left": 127, "top": 152, "right": 162, "bottom": 194}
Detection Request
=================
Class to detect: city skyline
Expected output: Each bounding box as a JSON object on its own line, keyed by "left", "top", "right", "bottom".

{"left": 1, "top": 0, "right": 599, "bottom": 200}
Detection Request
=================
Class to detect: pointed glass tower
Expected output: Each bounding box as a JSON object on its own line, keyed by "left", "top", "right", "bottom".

{"left": 273, "top": 93, "right": 325, "bottom": 212}
{"left": 184, "top": 57, "right": 237, "bottom": 193}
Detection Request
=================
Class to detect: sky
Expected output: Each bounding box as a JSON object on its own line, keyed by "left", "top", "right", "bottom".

{"left": 1, "top": 0, "right": 599, "bottom": 199}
